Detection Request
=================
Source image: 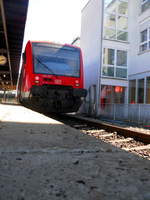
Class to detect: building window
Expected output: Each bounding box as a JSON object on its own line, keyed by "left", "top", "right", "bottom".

{"left": 129, "top": 77, "right": 150, "bottom": 104}
{"left": 140, "top": 28, "right": 150, "bottom": 52}
{"left": 102, "top": 48, "right": 127, "bottom": 79}
{"left": 138, "top": 79, "right": 144, "bottom": 103}
{"left": 118, "top": 1, "right": 128, "bottom": 15}
{"left": 103, "top": 48, "right": 115, "bottom": 65}
{"left": 117, "top": 50, "right": 127, "bottom": 66}
{"left": 104, "top": 0, "right": 128, "bottom": 42}
{"left": 129, "top": 80, "right": 136, "bottom": 104}
{"left": 141, "top": 0, "right": 150, "bottom": 13}
{"left": 146, "top": 77, "right": 150, "bottom": 103}
{"left": 101, "top": 85, "right": 125, "bottom": 106}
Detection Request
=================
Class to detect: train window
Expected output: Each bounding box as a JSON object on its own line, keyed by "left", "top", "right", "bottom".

{"left": 32, "top": 44, "right": 80, "bottom": 77}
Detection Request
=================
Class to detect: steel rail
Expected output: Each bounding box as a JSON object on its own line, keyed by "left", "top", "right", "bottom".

{"left": 67, "top": 114, "right": 150, "bottom": 144}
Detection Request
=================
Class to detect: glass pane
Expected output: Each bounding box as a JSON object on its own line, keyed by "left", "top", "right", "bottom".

{"left": 33, "top": 43, "right": 80, "bottom": 77}
{"left": 104, "top": 14, "right": 116, "bottom": 28}
{"left": 118, "top": 1, "right": 128, "bottom": 15}
{"left": 129, "top": 80, "right": 136, "bottom": 103}
{"left": 117, "top": 50, "right": 127, "bottom": 66}
{"left": 105, "top": 0, "right": 117, "bottom": 13}
{"left": 117, "top": 31, "right": 128, "bottom": 41}
{"left": 118, "top": 16, "right": 128, "bottom": 30}
{"left": 116, "top": 68, "right": 127, "bottom": 78}
{"left": 101, "top": 85, "right": 125, "bottom": 106}
{"left": 141, "top": 29, "right": 147, "bottom": 43}
{"left": 146, "top": 77, "right": 150, "bottom": 104}
{"left": 114, "top": 86, "right": 125, "bottom": 103}
{"left": 138, "top": 79, "right": 144, "bottom": 103}
{"left": 105, "top": 0, "right": 113, "bottom": 8}
{"left": 101, "top": 85, "right": 114, "bottom": 106}
{"left": 103, "top": 48, "right": 115, "bottom": 65}
{"left": 140, "top": 43, "right": 147, "bottom": 52}
{"left": 104, "top": 28, "right": 116, "bottom": 39}
{"left": 102, "top": 66, "right": 114, "bottom": 77}
{"left": 141, "top": 0, "right": 150, "bottom": 12}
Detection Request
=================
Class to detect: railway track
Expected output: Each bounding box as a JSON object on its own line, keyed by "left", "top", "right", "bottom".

{"left": 51, "top": 114, "right": 150, "bottom": 160}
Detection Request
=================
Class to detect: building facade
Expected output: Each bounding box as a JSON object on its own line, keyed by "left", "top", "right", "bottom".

{"left": 81, "top": 0, "right": 150, "bottom": 120}
{"left": 129, "top": 0, "right": 150, "bottom": 105}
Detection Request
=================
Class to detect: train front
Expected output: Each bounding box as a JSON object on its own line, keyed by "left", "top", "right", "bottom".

{"left": 30, "top": 42, "right": 87, "bottom": 113}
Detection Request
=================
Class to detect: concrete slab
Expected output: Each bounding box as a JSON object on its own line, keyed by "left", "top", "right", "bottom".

{"left": 0, "top": 104, "right": 150, "bottom": 200}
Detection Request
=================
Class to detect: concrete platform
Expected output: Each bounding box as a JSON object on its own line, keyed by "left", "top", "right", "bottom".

{"left": 0, "top": 104, "right": 150, "bottom": 200}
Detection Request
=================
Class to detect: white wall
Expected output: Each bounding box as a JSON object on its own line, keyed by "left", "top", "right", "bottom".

{"left": 80, "top": 0, "right": 103, "bottom": 90}
{"left": 101, "top": 78, "right": 127, "bottom": 87}
{"left": 128, "top": 0, "right": 150, "bottom": 78}
{"left": 128, "top": 0, "right": 139, "bottom": 76}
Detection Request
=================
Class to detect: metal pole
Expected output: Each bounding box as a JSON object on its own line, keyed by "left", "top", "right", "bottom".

{"left": 95, "top": 0, "right": 104, "bottom": 116}
{"left": 0, "top": 0, "right": 13, "bottom": 86}
{"left": 138, "top": 104, "right": 141, "bottom": 125}
{"left": 113, "top": 104, "right": 116, "bottom": 120}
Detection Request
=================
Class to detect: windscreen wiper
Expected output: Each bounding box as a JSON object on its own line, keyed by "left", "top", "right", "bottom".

{"left": 35, "top": 57, "right": 57, "bottom": 76}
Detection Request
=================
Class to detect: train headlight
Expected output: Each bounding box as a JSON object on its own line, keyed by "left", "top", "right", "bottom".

{"left": 75, "top": 80, "right": 79, "bottom": 87}
{"left": 75, "top": 83, "right": 80, "bottom": 87}
{"left": 34, "top": 76, "right": 40, "bottom": 84}
{"left": 35, "top": 76, "right": 40, "bottom": 80}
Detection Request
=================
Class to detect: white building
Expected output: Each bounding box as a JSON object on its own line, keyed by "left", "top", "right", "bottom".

{"left": 81, "top": 0, "right": 150, "bottom": 122}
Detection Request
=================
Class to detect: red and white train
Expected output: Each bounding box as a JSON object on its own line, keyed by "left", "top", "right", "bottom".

{"left": 17, "top": 41, "right": 87, "bottom": 113}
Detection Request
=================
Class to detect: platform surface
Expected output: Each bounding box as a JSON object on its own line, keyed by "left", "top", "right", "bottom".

{"left": 0, "top": 104, "right": 150, "bottom": 200}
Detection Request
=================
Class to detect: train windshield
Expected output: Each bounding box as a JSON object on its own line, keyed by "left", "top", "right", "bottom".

{"left": 32, "top": 43, "right": 80, "bottom": 77}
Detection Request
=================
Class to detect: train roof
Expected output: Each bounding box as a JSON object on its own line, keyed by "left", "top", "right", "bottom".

{"left": 27, "top": 41, "right": 81, "bottom": 50}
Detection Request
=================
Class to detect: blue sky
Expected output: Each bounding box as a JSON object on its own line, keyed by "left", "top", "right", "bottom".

{"left": 23, "top": 0, "right": 89, "bottom": 47}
